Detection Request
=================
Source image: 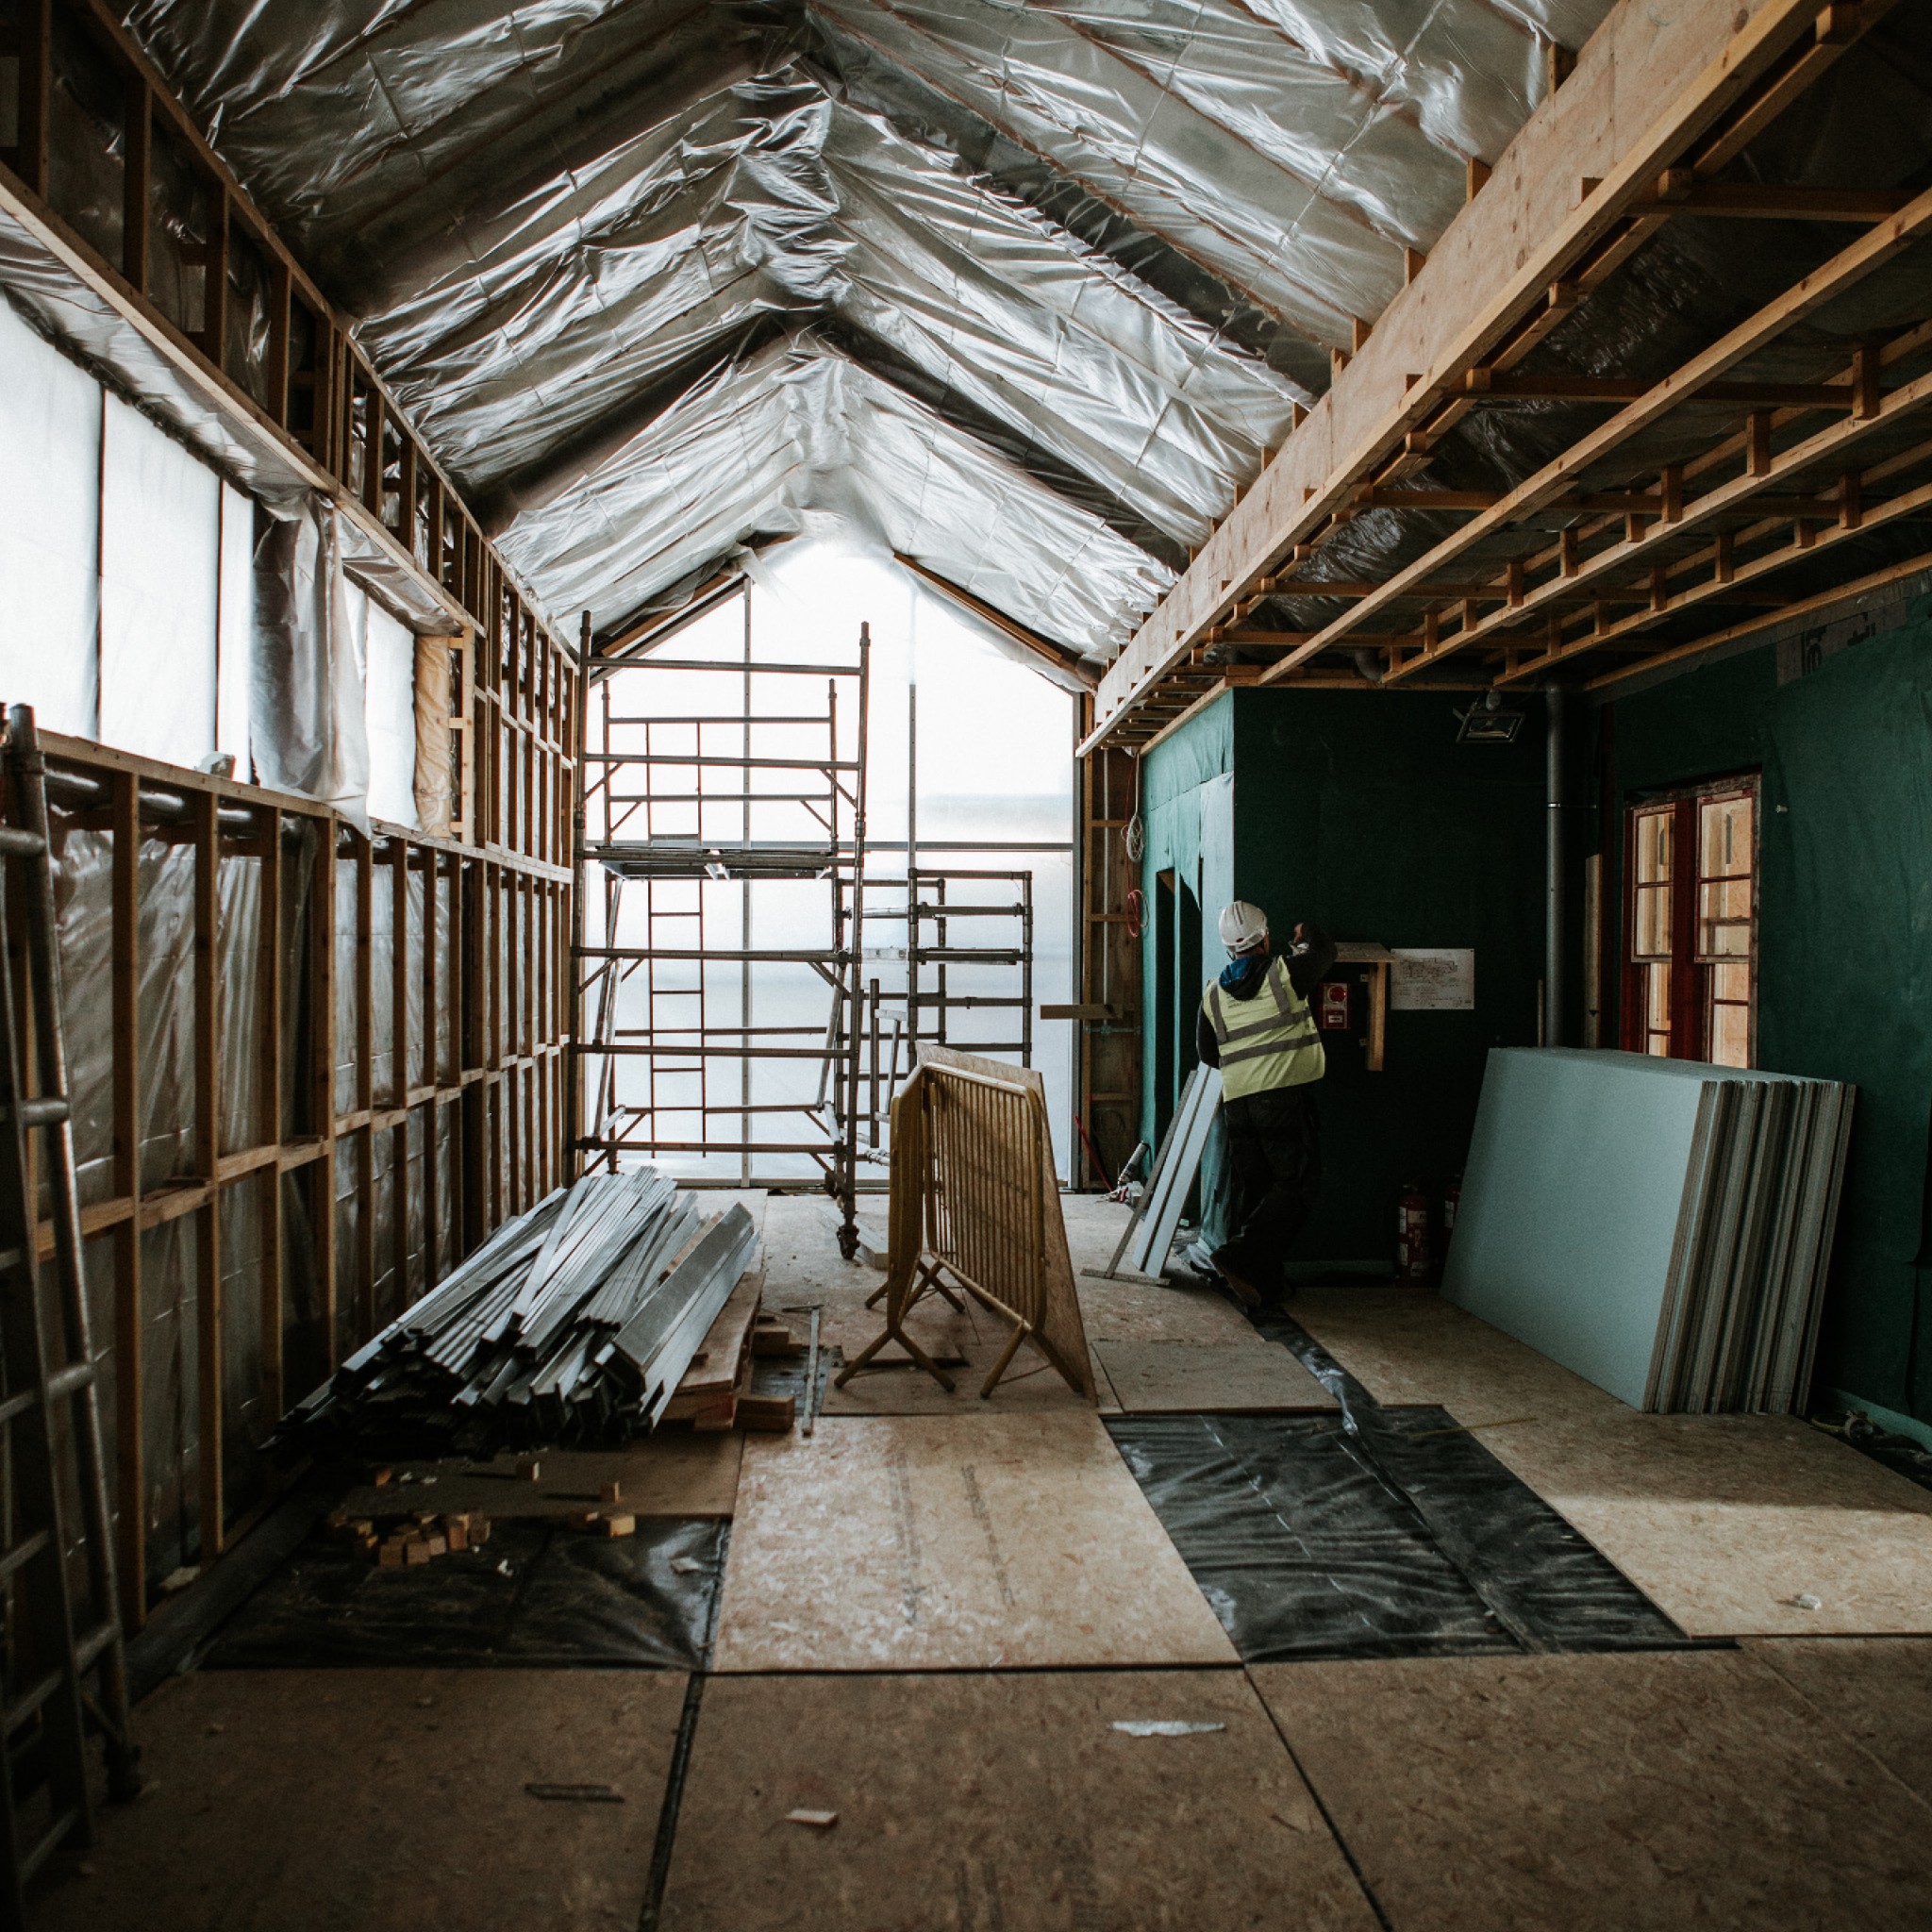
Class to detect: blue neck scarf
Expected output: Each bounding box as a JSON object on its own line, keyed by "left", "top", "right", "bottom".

{"left": 1218, "top": 953, "right": 1268, "bottom": 993}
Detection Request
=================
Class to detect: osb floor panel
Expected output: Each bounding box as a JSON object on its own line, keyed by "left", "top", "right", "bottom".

{"left": 31, "top": 1670, "right": 683, "bottom": 1932}
{"left": 337, "top": 1432, "right": 744, "bottom": 1521}
{"left": 1291, "top": 1283, "right": 1617, "bottom": 1419}
{"left": 1063, "top": 1194, "right": 1263, "bottom": 1346}
{"left": 1095, "top": 1340, "right": 1338, "bottom": 1413}
{"left": 823, "top": 1295, "right": 1095, "bottom": 1416}
{"left": 1251, "top": 1648, "right": 1932, "bottom": 1931}
{"left": 1294, "top": 1287, "right": 1932, "bottom": 1637}
{"left": 763, "top": 1190, "right": 1253, "bottom": 1372}
{"left": 658, "top": 1669, "right": 1378, "bottom": 1932}
{"left": 758, "top": 1191, "right": 890, "bottom": 1363}
{"left": 710, "top": 1413, "right": 1238, "bottom": 1671}
{"left": 1748, "top": 1637, "right": 1932, "bottom": 1806}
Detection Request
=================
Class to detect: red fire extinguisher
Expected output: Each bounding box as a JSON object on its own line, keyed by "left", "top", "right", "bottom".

{"left": 1397, "top": 1182, "right": 1431, "bottom": 1283}
{"left": 1438, "top": 1175, "right": 1462, "bottom": 1269}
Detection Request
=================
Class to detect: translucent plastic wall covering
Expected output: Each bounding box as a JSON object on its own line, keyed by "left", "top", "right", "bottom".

{"left": 98, "top": 394, "right": 220, "bottom": 767}
{"left": 49, "top": 816, "right": 116, "bottom": 1209}
{"left": 140, "top": 1217, "right": 199, "bottom": 1582}
{"left": 0, "top": 297, "right": 101, "bottom": 735}
{"left": 138, "top": 838, "right": 197, "bottom": 1191}
{"left": 99, "top": 0, "right": 1616, "bottom": 660}
{"left": 218, "top": 1176, "right": 272, "bottom": 1524}
{"left": 217, "top": 850, "right": 266, "bottom": 1157}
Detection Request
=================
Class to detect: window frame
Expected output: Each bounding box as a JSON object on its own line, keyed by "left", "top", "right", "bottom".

{"left": 1621, "top": 774, "right": 1760, "bottom": 1066}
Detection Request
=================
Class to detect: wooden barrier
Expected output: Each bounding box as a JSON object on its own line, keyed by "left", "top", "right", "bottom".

{"left": 838, "top": 1046, "right": 1093, "bottom": 1402}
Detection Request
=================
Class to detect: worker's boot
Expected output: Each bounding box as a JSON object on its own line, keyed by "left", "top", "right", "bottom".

{"left": 1208, "top": 1242, "right": 1265, "bottom": 1309}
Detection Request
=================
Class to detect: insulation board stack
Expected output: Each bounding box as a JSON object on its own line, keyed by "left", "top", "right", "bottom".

{"left": 1443, "top": 1049, "right": 1853, "bottom": 1413}
{"left": 290, "top": 1169, "right": 759, "bottom": 1455}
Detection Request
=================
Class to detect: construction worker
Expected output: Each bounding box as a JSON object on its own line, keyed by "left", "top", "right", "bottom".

{"left": 1196, "top": 900, "right": 1335, "bottom": 1306}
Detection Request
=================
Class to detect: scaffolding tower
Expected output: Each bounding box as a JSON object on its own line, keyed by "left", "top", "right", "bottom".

{"left": 571, "top": 617, "right": 884, "bottom": 1257}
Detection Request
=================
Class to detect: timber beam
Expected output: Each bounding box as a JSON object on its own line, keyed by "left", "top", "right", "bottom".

{"left": 1083, "top": 0, "right": 1898, "bottom": 751}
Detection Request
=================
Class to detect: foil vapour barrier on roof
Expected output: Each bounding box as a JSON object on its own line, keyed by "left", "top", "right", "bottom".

{"left": 88, "top": 0, "right": 1612, "bottom": 658}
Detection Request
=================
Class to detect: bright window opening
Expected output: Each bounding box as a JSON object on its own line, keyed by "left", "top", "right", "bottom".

{"left": 580, "top": 543, "right": 1077, "bottom": 1185}
{"left": 1624, "top": 777, "right": 1757, "bottom": 1066}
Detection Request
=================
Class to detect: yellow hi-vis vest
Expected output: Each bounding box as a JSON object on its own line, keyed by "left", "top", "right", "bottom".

{"left": 1202, "top": 957, "right": 1325, "bottom": 1101}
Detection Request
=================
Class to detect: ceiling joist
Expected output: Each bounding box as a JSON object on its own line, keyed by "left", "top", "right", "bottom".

{"left": 1083, "top": 0, "right": 1905, "bottom": 751}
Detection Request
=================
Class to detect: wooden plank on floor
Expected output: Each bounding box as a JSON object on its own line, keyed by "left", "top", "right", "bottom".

{"left": 336, "top": 1433, "right": 744, "bottom": 1522}
{"left": 28, "top": 1670, "right": 686, "bottom": 1932}
{"left": 1249, "top": 1649, "right": 1932, "bottom": 1932}
{"left": 710, "top": 1412, "right": 1237, "bottom": 1672}
{"left": 659, "top": 1670, "right": 1379, "bottom": 1932}
{"left": 661, "top": 1265, "right": 764, "bottom": 1414}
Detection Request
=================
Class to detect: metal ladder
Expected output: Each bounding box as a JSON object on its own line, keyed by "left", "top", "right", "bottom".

{"left": 0, "top": 706, "right": 138, "bottom": 1920}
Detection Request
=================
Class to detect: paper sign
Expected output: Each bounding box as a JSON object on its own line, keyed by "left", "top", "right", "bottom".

{"left": 1390, "top": 948, "right": 1474, "bottom": 1011}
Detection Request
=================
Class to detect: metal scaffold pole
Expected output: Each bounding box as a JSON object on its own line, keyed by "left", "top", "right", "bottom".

{"left": 569, "top": 598, "right": 889, "bottom": 1217}
{"left": 834, "top": 624, "right": 871, "bottom": 1259}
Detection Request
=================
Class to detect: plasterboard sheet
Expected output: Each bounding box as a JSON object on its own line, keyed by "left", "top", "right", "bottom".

{"left": 1444, "top": 1050, "right": 1713, "bottom": 1408}
{"left": 711, "top": 1413, "right": 1237, "bottom": 1671}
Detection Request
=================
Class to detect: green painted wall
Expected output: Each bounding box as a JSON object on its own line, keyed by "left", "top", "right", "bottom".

{"left": 1141, "top": 688, "right": 1545, "bottom": 1267}
{"left": 1607, "top": 604, "right": 1932, "bottom": 1426}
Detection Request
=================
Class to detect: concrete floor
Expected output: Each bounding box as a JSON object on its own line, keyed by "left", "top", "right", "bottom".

{"left": 31, "top": 1191, "right": 1932, "bottom": 1930}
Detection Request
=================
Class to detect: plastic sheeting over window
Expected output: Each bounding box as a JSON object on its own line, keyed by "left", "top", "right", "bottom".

{"left": 252, "top": 498, "right": 372, "bottom": 827}
{"left": 0, "top": 294, "right": 101, "bottom": 734}
{"left": 103, "top": 1, "right": 1618, "bottom": 660}
{"left": 99, "top": 391, "right": 220, "bottom": 766}
{"left": 358, "top": 586, "right": 422, "bottom": 829}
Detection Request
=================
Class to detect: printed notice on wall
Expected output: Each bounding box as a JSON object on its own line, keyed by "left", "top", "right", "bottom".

{"left": 1390, "top": 948, "right": 1475, "bottom": 1011}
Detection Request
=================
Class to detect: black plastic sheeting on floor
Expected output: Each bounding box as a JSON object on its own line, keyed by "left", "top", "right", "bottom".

{"left": 747, "top": 1341, "right": 841, "bottom": 1414}
{"left": 202, "top": 1516, "right": 727, "bottom": 1672}
{"left": 1106, "top": 1307, "right": 1706, "bottom": 1665}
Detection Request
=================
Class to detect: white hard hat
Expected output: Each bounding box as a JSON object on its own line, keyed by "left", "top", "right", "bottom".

{"left": 1219, "top": 900, "right": 1269, "bottom": 955}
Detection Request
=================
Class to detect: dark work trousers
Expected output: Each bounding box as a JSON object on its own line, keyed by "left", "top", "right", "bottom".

{"left": 1221, "top": 1085, "right": 1322, "bottom": 1289}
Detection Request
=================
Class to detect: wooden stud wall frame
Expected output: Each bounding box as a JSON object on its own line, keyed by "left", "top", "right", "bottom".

{"left": 4, "top": 726, "right": 574, "bottom": 1634}
{"left": 0, "top": 0, "right": 575, "bottom": 726}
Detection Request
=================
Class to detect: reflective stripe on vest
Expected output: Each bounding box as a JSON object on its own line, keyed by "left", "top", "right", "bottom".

{"left": 1202, "top": 957, "right": 1326, "bottom": 1101}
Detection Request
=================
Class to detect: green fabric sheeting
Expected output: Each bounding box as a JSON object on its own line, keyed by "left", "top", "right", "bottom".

{"left": 1608, "top": 602, "right": 1932, "bottom": 1426}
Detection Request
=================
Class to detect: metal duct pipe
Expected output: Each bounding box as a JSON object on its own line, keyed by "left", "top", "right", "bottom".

{"left": 1545, "top": 684, "right": 1568, "bottom": 1048}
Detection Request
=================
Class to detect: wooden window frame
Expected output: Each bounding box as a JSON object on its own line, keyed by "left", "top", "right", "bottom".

{"left": 1620, "top": 774, "right": 1759, "bottom": 1065}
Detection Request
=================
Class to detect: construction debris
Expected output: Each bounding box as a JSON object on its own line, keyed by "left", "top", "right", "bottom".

{"left": 290, "top": 1170, "right": 759, "bottom": 1457}
{"left": 333, "top": 1505, "right": 493, "bottom": 1569}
